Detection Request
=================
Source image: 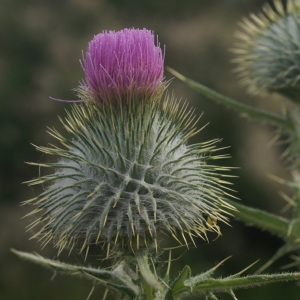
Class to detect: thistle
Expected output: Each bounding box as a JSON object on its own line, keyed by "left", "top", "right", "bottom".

{"left": 233, "top": 0, "right": 300, "bottom": 102}
{"left": 16, "top": 24, "right": 300, "bottom": 300}
{"left": 25, "top": 28, "right": 233, "bottom": 259}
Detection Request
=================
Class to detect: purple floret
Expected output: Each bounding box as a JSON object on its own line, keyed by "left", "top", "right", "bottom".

{"left": 81, "top": 28, "right": 165, "bottom": 102}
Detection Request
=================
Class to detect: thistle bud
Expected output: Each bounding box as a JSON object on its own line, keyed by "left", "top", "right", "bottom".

{"left": 233, "top": 0, "right": 300, "bottom": 102}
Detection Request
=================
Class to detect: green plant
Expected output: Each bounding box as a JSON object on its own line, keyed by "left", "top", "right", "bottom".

{"left": 14, "top": 2, "right": 300, "bottom": 298}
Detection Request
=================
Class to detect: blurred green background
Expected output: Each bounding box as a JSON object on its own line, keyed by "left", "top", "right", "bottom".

{"left": 1, "top": 0, "right": 299, "bottom": 299}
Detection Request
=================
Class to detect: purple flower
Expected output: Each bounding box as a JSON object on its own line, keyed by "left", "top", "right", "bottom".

{"left": 80, "top": 28, "right": 165, "bottom": 102}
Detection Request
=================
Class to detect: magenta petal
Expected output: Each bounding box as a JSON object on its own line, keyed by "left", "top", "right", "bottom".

{"left": 81, "top": 28, "right": 165, "bottom": 102}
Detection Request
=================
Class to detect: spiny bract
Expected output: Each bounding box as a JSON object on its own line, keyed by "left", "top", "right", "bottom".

{"left": 232, "top": 0, "right": 300, "bottom": 101}
{"left": 25, "top": 96, "right": 233, "bottom": 257}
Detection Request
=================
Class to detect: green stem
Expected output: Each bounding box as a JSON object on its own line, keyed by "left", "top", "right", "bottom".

{"left": 167, "top": 67, "right": 288, "bottom": 127}
{"left": 136, "top": 252, "right": 162, "bottom": 299}
{"left": 143, "top": 280, "right": 154, "bottom": 300}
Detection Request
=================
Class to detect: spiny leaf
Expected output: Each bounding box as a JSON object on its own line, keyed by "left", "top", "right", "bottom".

{"left": 166, "top": 265, "right": 191, "bottom": 299}
{"left": 167, "top": 67, "right": 287, "bottom": 126}
{"left": 225, "top": 198, "right": 289, "bottom": 239}
{"left": 12, "top": 249, "right": 139, "bottom": 298}
{"left": 173, "top": 268, "right": 300, "bottom": 299}
{"left": 189, "top": 273, "right": 300, "bottom": 293}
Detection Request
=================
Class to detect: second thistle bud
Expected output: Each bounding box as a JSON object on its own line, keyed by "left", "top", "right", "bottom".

{"left": 233, "top": 0, "right": 300, "bottom": 102}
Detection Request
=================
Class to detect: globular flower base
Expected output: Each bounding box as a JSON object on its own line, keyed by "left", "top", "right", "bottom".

{"left": 25, "top": 96, "right": 233, "bottom": 258}
{"left": 233, "top": 0, "right": 300, "bottom": 102}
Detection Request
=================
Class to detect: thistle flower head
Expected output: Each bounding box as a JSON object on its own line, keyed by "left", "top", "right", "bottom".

{"left": 233, "top": 0, "right": 300, "bottom": 102}
{"left": 25, "top": 97, "right": 233, "bottom": 258}
{"left": 25, "top": 28, "right": 234, "bottom": 259}
{"left": 78, "top": 28, "right": 165, "bottom": 103}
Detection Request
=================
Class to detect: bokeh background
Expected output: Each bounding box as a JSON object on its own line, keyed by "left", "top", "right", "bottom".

{"left": 1, "top": 0, "right": 298, "bottom": 299}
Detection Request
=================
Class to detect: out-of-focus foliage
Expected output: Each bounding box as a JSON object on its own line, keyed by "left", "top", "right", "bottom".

{"left": 2, "top": 0, "right": 298, "bottom": 299}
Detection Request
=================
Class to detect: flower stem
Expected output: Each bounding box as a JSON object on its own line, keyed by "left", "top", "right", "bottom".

{"left": 136, "top": 252, "right": 162, "bottom": 299}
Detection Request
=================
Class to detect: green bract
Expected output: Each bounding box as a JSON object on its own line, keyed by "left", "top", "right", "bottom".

{"left": 25, "top": 96, "right": 233, "bottom": 257}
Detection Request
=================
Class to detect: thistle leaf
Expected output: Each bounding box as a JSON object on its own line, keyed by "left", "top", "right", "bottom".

{"left": 172, "top": 263, "right": 300, "bottom": 299}
{"left": 225, "top": 199, "right": 289, "bottom": 239}
{"left": 167, "top": 265, "right": 191, "bottom": 299}
{"left": 185, "top": 273, "right": 300, "bottom": 296}
{"left": 167, "top": 67, "right": 287, "bottom": 126}
{"left": 11, "top": 249, "right": 140, "bottom": 298}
